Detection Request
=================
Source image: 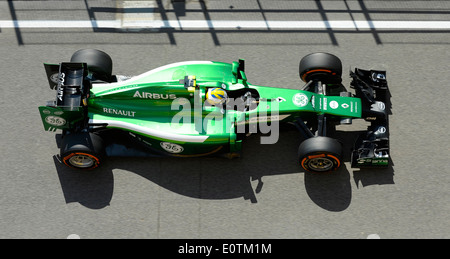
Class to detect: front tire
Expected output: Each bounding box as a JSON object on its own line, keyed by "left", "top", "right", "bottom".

{"left": 60, "top": 132, "right": 105, "bottom": 170}
{"left": 299, "top": 52, "right": 342, "bottom": 84}
{"left": 298, "top": 137, "right": 343, "bottom": 173}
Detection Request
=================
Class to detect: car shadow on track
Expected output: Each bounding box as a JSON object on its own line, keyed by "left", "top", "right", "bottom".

{"left": 54, "top": 128, "right": 394, "bottom": 211}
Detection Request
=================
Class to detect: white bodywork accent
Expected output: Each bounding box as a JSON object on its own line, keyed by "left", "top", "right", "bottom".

{"left": 91, "top": 61, "right": 214, "bottom": 92}
{"left": 89, "top": 119, "right": 209, "bottom": 143}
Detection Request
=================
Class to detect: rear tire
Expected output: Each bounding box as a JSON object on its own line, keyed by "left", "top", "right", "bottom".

{"left": 299, "top": 52, "right": 342, "bottom": 84}
{"left": 298, "top": 137, "right": 343, "bottom": 173}
{"left": 60, "top": 132, "right": 105, "bottom": 170}
{"left": 70, "top": 49, "right": 113, "bottom": 82}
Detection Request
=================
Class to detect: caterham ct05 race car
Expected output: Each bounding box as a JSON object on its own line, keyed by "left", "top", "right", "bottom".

{"left": 39, "top": 49, "right": 390, "bottom": 173}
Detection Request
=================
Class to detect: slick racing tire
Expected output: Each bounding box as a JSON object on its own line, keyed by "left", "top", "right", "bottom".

{"left": 60, "top": 132, "right": 105, "bottom": 170}
{"left": 298, "top": 137, "right": 343, "bottom": 173}
{"left": 299, "top": 52, "right": 342, "bottom": 84}
{"left": 70, "top": 49, "right": 113, "bottom": 82}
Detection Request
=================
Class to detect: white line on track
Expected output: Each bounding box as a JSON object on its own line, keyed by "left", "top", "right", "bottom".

{"left": 0, "top": 20, "right": 449, "bottom": 30}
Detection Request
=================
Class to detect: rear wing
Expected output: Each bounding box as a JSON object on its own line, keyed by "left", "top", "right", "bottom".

{"left": 44, "top": 63, "right": 60, "bottom": 89}
{"left": 39, "top": 62, "right": 90, "bottom": 131}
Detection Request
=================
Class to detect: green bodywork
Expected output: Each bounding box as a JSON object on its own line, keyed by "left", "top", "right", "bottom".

{"left": 39, "top": 60, "right": 362, "bottom": 157}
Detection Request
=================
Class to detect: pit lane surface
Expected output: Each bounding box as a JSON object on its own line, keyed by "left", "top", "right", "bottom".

{"left": 0, "top": 0, "right": 449, "bottom": 239}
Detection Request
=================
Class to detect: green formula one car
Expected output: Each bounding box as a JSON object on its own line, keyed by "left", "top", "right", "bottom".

{"left": 39, "top": 49, "right": 390, "bottom": 173}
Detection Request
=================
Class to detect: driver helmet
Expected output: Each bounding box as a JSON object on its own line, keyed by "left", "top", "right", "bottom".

{"left": 206, "top": 88, "right": 228, "bottom": 105}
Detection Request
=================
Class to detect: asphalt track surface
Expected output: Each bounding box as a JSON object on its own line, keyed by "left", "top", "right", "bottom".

{"left": 0, "top": 0, "right": 449, "bottom": 239}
